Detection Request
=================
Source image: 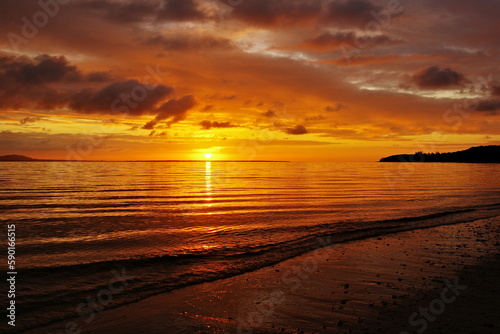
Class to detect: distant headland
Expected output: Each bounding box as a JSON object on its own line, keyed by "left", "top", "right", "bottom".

{"left": 380, "top": 145, "right": 500, "bottom": 163}
{"left": 0, "top": 154, "right": 38, "bottom": 161}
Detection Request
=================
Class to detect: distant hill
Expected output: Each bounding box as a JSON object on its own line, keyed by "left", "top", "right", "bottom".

{"left": 380, "top": 145, "right": 500, "bottom": 163}
{"left": 0, "top": 154, "right": 38, "bottom": 161}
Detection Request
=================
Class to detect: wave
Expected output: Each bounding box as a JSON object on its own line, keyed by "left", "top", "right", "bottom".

{"left": 15, "top": 203, "right": 500, "bottom": 333}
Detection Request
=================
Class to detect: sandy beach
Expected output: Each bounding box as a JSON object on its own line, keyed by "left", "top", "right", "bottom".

{"left": 25, "top": 215, "right": 500, "bottom": 334}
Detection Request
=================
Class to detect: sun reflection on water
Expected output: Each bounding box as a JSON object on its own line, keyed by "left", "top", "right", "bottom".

{"left": 205, "top": 162, "right": 213, "bottom": 212}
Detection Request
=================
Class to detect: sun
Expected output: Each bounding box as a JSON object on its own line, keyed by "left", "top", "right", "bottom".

{"left": 204, "top": 153, "right": 213, "bottom": 160}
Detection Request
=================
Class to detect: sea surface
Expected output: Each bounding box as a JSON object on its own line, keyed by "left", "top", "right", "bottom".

{"left": 1, "top": 161, "right": 499, "bottom": 332}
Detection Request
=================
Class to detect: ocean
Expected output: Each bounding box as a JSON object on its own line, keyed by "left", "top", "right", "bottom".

{"left": 1, "top": 161, "right": 499, "bottom": 332}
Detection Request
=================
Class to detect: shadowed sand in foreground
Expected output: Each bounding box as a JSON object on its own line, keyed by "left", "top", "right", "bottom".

{"left": 28, "top": 216, "right": 500, "bottom": 334}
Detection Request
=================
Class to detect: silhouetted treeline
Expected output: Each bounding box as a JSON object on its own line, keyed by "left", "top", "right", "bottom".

{"left": 380, "top": 145, "right": 500, "bottom": 163}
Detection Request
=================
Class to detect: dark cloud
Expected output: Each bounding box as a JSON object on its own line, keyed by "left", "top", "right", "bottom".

{"left": 0, "top": 54, "right": 117, "bottom": 110}
{"left": 0, "top": 54, "right": 81, "bottom": 86}
{"left": 491, "top": 82, "right": 500, "bottom": 96}
{"left": 144, "top": 34, "right": 233, "bottom": 51}
{"left": 470, "top": 99, "right": 500, "bottom": 115}
{"left": 417, "top": 0, "right": 500, "bottom": 50}
{"left": 0, "top": 54, "right": 82, "bottom": 110}
{"left": 299, "top": 31, "right": 397, "bottom": 51}
{"left": 78, "top": 0, "right": 160, "bottom": 23}
{"left": 302, "top": 31, "right": 353, "bottom": 50}
{"left": 325, "top": 103, "right": 348, "bottom": 112}
{"left": 143, "top": 95, "right": 196, "bottom": 129}
{"left": 319, "top": 53, "right": 421, "bottom": 66}
{"left": 87, "top": 71, "right": 113, "bottom": 82}
{"left": 305, "top": 115, "right": 326, "bottom": 121}
{"left": 156, "top": 0, "right": 208, "bottom": 22}
{"left": 230, "top": 0, "right": 397, "bottom": 29}
{"left": 201, "top": 104, "right": 214, "bottom": 111}
{"left": 78, "top": 0, "right": 207, "bottom": 23}
{"left": 200, "top": 120, "right": 234, "bottom": 129}
{"left": 410, "top": 66, "right": 466, "bottom": 89}
{"left": 70, "top": 80, "right": 173, "bottom": 115}
{"left": 0, "top": 54, "right": 197, "bottom": 128}
{"left": 262, "top": 110, "right": 276, "bottom": 117}
{"left": 285, "top": 124, "right": 308, "bottom": 135}
{"left": 230, "top": 0, "right": 321, "bottom": 26}
{"left": 323, "top": 0, "right": 386, "bottom": 27}
{"left": 20, "top": 117, "right": 40, "bottom": 124}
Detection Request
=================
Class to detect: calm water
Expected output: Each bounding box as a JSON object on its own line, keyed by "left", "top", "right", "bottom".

{"left": 1, "top": 161, "right": 499, "bottom": 331}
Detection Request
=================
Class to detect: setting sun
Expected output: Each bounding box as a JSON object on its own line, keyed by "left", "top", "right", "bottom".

{"left": 204, "top": 153, "right": 213, "bottom": 160}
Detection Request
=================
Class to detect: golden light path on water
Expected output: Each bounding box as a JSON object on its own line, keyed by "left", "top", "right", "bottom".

{"left": 205, "top": 161, "right": 213, "bottom": 213}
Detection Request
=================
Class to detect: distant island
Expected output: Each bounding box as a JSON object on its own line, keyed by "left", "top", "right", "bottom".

{"left": 380, "top": 145, "right": 500, "bottom": 163}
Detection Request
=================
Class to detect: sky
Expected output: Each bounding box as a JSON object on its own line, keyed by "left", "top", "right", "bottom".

{"left": 0, "top": 0, "right": 499, "bottom": 161}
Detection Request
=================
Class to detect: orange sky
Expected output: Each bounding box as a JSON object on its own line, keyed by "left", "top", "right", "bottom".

{"left": 0, "top": 0, "right": 499, "bottom": 161}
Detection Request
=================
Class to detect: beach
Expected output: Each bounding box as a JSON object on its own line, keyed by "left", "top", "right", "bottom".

{"left": 27, "top": 215, "right": 500, "bottom": 334}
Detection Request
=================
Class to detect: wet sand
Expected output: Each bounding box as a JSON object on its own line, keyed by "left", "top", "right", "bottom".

{"left": 26, "top": 216, "right": 500, "bottom": 334}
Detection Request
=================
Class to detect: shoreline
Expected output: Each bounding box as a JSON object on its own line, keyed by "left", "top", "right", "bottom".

{"left": 14, "top": 205, "right": 500, "bottom": 333}
{"left": 24, "top": 215, "right": 500, "bottom": 334}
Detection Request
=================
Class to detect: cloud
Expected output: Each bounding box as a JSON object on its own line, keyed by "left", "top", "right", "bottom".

{"left": 20, "top": 117, "right": 40, "bottom": 124}
{"left": 70, "top": 80, "right": 173, "bottom": 115}
{"left": 470, "top": 99, "right": 500, "bottom": 115}
{"left": 325, "top": 103, "right": 349, "bottom": 112}
{"left": 0, "top": 54, "right": 81, "bottom": 86}
{"left": 201, "top": 104, "right": 214, "bottom": 111}
{"left": 296, "top": 31, "right": 398, "bottom": 51}
{"left": 78, "top": 0, "right": 207, "bottom": 23}
{"left": 78, "top": 0, "right": 160, "bottom": 23}
{"left": 87, "top": 71, "right": 113, "bottom": 82}
{"left": 317, "top": 53, "right": 446, "bottom": 67}
{"left": 305, "top": 115, "right": 326, "bottom": 121}
{"left": 410, "top": 66, "right": 466, "bottom": 89}
{"left": 262, "top": 110, "right": 276, "bottom": 117}
{"left": 0, "top": 53, "right": 198, "bottom": 129}
{"left": 285, "top": 124, "right": 308, "bottom": 135}
{"left": 323, "top": 0, "right": 388, "bottom": 27}
{"left": 156, "top": 0, "right": 208, "bottom": 22}
{"left": 228, "top": 0, "right": 395, "bottom": 28}
{"left": 0, "top": 54, "right": 114, "bottom": 110}
{"left": 142, "top": 95, "right": 196, "bottom": 129}
{"left": 230, "top": 0, "right": 321, "bottom": 26}
{"left": 199, "top": 120, "right": 234, "bottom": 129}
{"left": 144, "top": 34, "right": 233, "bottom": 51}
{"left": 491, "top": 82, "right": 500, "bottom": 96}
